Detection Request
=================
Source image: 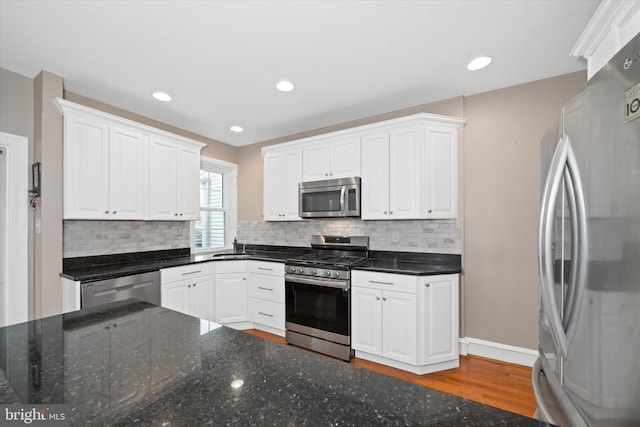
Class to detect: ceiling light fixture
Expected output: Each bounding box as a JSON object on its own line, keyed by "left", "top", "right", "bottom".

{"left": 276, "top": 80, "right": 295, "bottom": 92}
{"left": 152, "top": 91, "right": 172, "bottom": 102}
{"left": 467, "top": 56, "right": 492, "bottom": 71}
{"left": 230, "top": 125, "right": 244, "bottom": 133}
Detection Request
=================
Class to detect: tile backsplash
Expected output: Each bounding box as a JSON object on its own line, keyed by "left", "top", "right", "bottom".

{"left": 64, "top": 220, "right": 190, "bottom": 258}
{"left": 237, "top": 218, "right": 461, "bottom": 254}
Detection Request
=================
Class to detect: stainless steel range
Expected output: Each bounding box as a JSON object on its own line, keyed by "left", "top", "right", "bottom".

{"left": 284, "top": 235, "right": 368, "bottom": 361}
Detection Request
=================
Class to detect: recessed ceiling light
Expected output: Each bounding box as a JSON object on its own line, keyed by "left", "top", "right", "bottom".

{"left": 467, "top": 56, "right": 492, "bottom": 71}
{"left": 230, "top": 125, "right": 244, "bottom": 133}
{"left": 152, "top": 91, "right": 172, "bottom": 102}
{"left": 276, "top": 80, "right": 295, "bottom": 92}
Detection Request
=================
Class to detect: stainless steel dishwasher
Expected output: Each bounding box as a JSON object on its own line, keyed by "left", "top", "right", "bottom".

{"left": 81, "top": 271, "right": 161, "bottom": 309}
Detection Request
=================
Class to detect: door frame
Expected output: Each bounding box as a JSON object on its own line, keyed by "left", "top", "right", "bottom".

{"left": 0, "top": 131, "right": 28, "bottom": 326}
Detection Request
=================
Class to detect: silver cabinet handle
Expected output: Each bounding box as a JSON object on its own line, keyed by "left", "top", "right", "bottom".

{"left": 258, "top": 267, "right": 273, "bottom": 271}
{"left": 182, "top": 270, "right": 202, "bottom": 276}
{"left": 369, "top": 280, "right": 394, "bottom": 286}
{"left": 257, "top": 286, "right": 273, "bottom": 291}
{"left": 258, "top": 311, "right": 273, "bottom": 317}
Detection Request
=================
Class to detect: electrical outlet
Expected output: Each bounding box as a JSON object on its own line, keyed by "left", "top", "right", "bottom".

{"left": 391, "top": 231, "right": 400, "bottom": 243}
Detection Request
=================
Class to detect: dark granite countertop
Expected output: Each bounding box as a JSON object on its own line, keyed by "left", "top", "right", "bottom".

{"left": 356, "top": 251, "right": 462, "bottom": 276}
{"left": 0, "top": 300, "right": 547, "bottom": 426}
{"left": 61, "top": 247, "right": 462, "bottom": 283}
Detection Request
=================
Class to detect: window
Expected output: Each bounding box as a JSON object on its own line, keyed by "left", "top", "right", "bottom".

{"left": 193, "top": 156, "right": 237, "bottom": 252}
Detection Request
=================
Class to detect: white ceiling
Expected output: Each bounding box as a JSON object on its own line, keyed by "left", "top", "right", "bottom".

{"left": 0, "top": 0, "right": 600, "bottom": 147}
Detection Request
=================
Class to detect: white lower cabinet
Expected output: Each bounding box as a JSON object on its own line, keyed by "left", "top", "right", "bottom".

{"left": 214, "top": 261, "right": 248, "bottom": 324}
{"left": 247, "top": 261, "right": 285, "bottom": 336}
{"left": 161, "top": 262, "right": 214, "bottom": 321}
{"left": 352, "top": 270, "right": 459, "bottom": 374}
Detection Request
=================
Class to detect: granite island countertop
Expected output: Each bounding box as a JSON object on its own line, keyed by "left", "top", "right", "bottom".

{"left": 0, "top": 300, "right": 547, "bottom": 426}
{"left": 61, "top": 246, "right": 462, "bottom": 283}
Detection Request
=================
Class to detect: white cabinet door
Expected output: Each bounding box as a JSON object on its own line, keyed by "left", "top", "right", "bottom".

{"left": 389, "top": 125, "right": 423, "bottom": 219}
{"left": 351, "top": 287, "right": 383, "bottom": 355}
{"left": 419, "top": 274, "right": 459, "bottom": 365}
{"left": 63, "top": 114, "right": 110, "bottom": 219}
{"left": 263, "top": 148, "right": 303, "bottom": 221}
{"left": 215, "top": 273, "right": 247, "bottom": 323}
{"left": 361, "top": 132, "right": 390, "bottom": 220}
{"left": 189, "top": 275, "right": 214, "bottom": 321}
{"left": 382, "top": 290, "right": 417, "bottom": 364}
{"left": 302, "top": 143, "right": 331, "bottom": 181}
{"left": 149, "top": 137, "right": 200, "bottom": 220}
{"left": 303, "top": 137, "right": 361, "bottom": 181}
{"left": 161, "top": 280, "right": 190, "bottom": 315}
{"left": 108, "top": 125, "right": 147, "bottom": 219}
{"left": 329, "top": 137, "right": 361, "bottom": 179}
{"left": 176, "top": 144, "right": 201, "bottom": 220}
{"left": 424, "top": 125, "right": 458, "bottom": 218}
{"left": 149, "top": 136, "right": 178, "bottom": 220}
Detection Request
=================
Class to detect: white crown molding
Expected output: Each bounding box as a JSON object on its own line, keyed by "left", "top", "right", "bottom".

{"left": 571, "top": 0, "right": 640, "bottom": 58}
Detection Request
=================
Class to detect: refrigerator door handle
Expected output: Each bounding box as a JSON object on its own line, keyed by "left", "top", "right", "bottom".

{"left": 563, "top": 137, "right": 588, "bottom": 347}
{"left": 538, "top": 136, "right": 570, "bottom": 359}
{"left": 532, "top": 358, "right": 555, "bottom": 423}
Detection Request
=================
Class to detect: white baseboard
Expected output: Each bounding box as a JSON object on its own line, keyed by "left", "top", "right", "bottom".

{"left": 460, "top": 337, "right": 538, "bottom": 367}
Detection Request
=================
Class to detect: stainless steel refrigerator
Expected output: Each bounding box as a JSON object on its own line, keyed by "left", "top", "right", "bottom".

{"left": 533, "top": 33, "right": 640, "bottom": 426}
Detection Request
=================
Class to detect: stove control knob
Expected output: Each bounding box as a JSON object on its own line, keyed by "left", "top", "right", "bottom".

{"left": 289, "top": 266, "right": 296, "bottom": 273}
{"left": 324, "top": 270, "right": 332, "bottom": 277}
{"left": 311, "top": 269, "right": 317, "bottom": 275}
{"left": 298, "top": 268, "right": 304, "bottom": 274}
{"left": 334, "top": 271, "right": 341, "bottom": 278}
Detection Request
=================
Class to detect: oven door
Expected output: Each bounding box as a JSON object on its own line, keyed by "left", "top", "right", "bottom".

{"left": 285, "top": 274, "right": 350, "bottom": 341}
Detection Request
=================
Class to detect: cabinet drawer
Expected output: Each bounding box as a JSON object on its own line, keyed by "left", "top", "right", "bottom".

{"left": 248, "top": 260, "right": 284, "bottom": 277}
{"left": 214, "top": 260, "right": 247, "bottom": 274}
{"left": 161, "top": 262, "right": 213, "bottom": 284}
{"left": 352, "top": 270, "right": 417, "bottom": 294}
{"left": 248, "top": 298, "right": 285, "bottom": 329}
{"left": 248, "top": 274, "right": 284, "bottom": 303}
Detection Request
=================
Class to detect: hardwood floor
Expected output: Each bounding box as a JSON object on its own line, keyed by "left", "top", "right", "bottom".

{"left": 243, "top": 329, "right": 537, "bottom": 418}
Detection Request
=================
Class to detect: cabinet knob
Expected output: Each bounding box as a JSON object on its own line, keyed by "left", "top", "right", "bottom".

{"left": 376, "top": 296, "right": 380, "bottom": 300}
{"left": 188, "top": 284, "right": 191, "bottom": 288}
{"left": 425, "top": 283, "right": 430, "bottom": 287}
{"left": 179, "top": 213, "right": 183, "bottom": 216}
{"left": 383, "top": 211, "right": 388, "bottom": 214}
{"left": 325, "top": 173, "right": 329, "bottom": 176}
{"left": 112, "top": 211, "right": 117, "bottom": 214}
{"left": 428, "top": 209, "right": 432, "bottom": 214}
{"left": 104, "top": 210, "right": 109, "bottom": 214}
{"left": 382, "top": 297, "right": 387, "bottom": 301}
{"left": 389, "top": 211, "right": 394, "bottom": 214}
{"left": 174, "top": 213, "right": 178, "bottom": 216}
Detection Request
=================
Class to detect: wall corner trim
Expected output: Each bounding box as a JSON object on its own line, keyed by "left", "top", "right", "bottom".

{"left": 461, "top": 337, "right": 537, "bottom": 367}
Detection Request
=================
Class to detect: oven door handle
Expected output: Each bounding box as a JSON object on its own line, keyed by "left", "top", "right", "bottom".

{"left": 285, "top": 274, "right": 349, "bottom": 290}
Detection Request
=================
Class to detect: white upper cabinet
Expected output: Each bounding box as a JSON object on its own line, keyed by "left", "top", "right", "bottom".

{"left": 302, "top": 136, "right": 361, "bottom": 181}
{"left": 56, "top": 98, "right": 205, "bottom": 221}
{"left": 149, "top": 137, "right": 201, "bottom": 220}
{"left": 361, "top": 115, "right": 463, "bottom": 220}
{"left": 62, "top": 110, "right": 147, "bottom": 220}
{"left": 263, "top": 148, "right": 303, "bottom": 221}
{"left": 423, "top": 124, "right": 458, "bottom": 219}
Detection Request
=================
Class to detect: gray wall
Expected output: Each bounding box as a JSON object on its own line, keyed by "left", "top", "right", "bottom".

{"left": 0, "top": 69, "right": 34, "bottom": 145}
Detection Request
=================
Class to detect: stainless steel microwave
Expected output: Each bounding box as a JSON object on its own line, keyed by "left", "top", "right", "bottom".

{"left": 298, "top": 177, "right": 361, "bottom": 218}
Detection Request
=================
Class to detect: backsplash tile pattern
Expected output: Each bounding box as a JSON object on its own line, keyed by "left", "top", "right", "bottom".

{"left": 237, "top": 219, "right": 461, "bottom": 254}
{"left": 64, "top": 220, "right": 190, "bottom": 258}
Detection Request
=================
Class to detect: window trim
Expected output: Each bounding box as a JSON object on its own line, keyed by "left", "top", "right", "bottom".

{"left": 191, "top": 155, "right": 238, "bottom": 253}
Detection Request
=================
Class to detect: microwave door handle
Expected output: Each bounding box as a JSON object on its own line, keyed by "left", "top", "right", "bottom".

{"left": 563, "top": 137, "right": 588, "bottom": 348}
{"left": 340, "top": 186, "right": 346, "bottom": 213}
{"left": 538, "top": 136, "right": 569, "bottom": 359}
